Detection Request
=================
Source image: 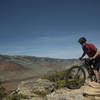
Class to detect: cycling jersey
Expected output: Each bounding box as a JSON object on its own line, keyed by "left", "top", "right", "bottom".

{"left": 82, "top": 43, "right": 100, "bottom": 64}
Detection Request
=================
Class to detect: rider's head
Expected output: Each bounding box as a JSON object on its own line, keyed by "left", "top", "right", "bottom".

{"left": 78, "top": 37, "right": 87, "bottom": 46}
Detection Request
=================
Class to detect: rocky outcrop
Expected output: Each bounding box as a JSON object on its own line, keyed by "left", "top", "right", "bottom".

{"left": 17, "top": 79, "right": 55, "bottom": 99}
{"left": 16, "top": 78, "right": 84, "bottom": 100}
{"left": 83, "top": 81, "right": 100, "bottom": 100}
{"left": 47, "top": 88, "right": 84, "bottom": 100}
{"left": 16, "top": 78, "right": 100, "bottom": 100}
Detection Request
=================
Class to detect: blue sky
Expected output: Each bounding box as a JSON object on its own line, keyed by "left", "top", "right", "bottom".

{"left": 0, "top": 0, "right": 100, "bottom": 59}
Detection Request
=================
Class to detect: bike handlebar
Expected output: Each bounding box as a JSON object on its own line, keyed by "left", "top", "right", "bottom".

{"left": 80, "top": 57, "right": 93, "bottom": 61}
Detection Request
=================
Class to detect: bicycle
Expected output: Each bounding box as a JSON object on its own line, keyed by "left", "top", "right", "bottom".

{"left": 65, "top": 58, "right": 97, "bottom": 89}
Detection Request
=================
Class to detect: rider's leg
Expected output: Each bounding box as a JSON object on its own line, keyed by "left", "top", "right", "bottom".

{"left": 93, "top": 69, "right": 100, "bottom": 83}
{"left": 93, "top": 62, "right": 100, "bottom": 83}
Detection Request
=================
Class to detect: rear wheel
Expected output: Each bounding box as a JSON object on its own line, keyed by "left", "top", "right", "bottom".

{"left": 65, "top": 66, "right": 86, "bottom": 89}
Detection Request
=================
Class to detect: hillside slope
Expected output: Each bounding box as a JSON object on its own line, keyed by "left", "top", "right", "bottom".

{"left": 0, "top": 55, "right": 78, "bottom": 81}
{"left": 0, "top": 61, "right": 24, "bottom": 71}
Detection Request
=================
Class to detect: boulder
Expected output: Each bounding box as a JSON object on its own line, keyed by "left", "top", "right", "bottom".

{"left": 82, "top": 81, "right": 100, "bottom": 100}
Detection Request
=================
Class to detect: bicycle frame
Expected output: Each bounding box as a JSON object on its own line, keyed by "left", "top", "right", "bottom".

{"left": 80, "top": 59, "right": 95, "bottom": 80}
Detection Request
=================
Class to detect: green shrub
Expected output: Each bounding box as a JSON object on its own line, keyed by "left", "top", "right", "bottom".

{"left": 42, "top": 68, "right": 83, "bottom": 89}
{"left": 53, "top": 80, "right": 67, "bottom": 89}
{"left": 3, "top": 93, "right": 28, "bottom": 100}
{"left": 42, "top": 69, "right": 67, "bottom": 82}
{"left": 68, "top": 79, "right": 83, "bottom": 87}
{"left": 32, "top": 90, "right": 47, "bottom": 97}
{"left": 0, "top": 86, "right": 7, "bottom": 99}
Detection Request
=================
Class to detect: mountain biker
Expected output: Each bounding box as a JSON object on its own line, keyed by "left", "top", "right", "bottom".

{"left": 78, "top": 37, "right": 100, "bottom": 83}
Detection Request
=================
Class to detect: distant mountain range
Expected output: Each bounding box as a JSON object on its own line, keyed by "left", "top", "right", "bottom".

{"left": 0, "top": 55, "right": 77, "bottom": 70}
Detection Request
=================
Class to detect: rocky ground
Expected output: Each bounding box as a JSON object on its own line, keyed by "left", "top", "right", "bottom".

{"left": 11, "top": 78, "right": 100, "bottom": 100}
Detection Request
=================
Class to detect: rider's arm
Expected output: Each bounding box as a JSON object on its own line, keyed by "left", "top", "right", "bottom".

{"left": 93, "top": 49, "right": 100, "bottom": 59}
{"left": 81, "top": 52, "right": 86, "bottom": 58}
{"left": 80, "top": 52, "right": 86, "bottom": 59}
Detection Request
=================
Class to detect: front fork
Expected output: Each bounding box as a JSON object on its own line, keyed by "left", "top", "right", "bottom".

{"left": 74, "top": 68, "right": 81, "bottom": 79}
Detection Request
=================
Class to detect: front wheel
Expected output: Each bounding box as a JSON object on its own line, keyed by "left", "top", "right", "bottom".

{"left": 65, "top": 66, "right": 86, "bottom": 89}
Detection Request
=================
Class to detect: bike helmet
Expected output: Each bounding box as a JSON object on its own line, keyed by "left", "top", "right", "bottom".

{"left": 78, "top": 37, "right": 87, "bottom": 44}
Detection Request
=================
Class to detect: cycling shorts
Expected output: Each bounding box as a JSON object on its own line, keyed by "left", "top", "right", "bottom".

{"left": 93, "top": 62, "right": 100, "bottom": 71}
